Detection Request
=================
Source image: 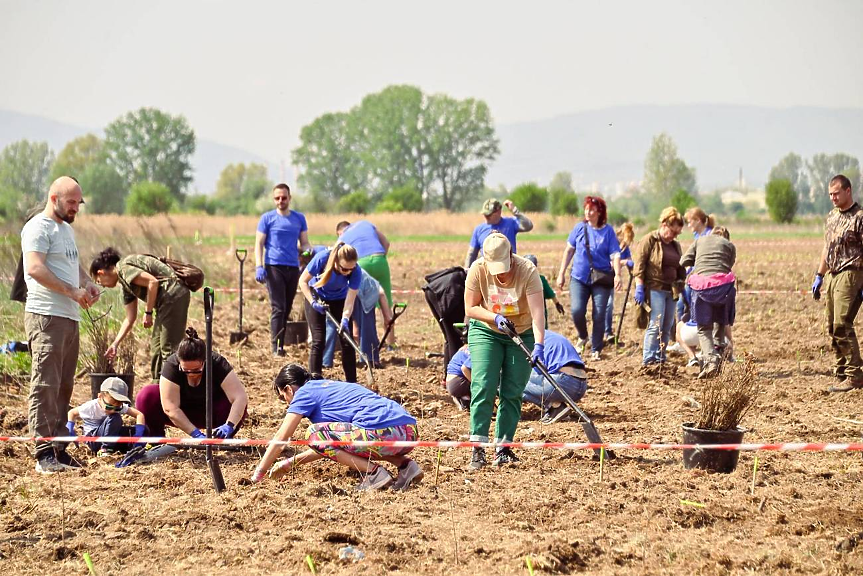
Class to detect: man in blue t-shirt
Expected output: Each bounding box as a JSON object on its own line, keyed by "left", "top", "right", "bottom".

{"left": 522, "top": 330, "right": 588, "bottom": 424}
{"left": 255, "top": 183, "right": 312, "bottom": 356}
{"left": 465, "top": 198, "right": 534, "bottom": 268}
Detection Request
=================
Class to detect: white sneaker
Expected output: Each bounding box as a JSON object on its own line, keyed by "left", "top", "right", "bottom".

{"left": 590, "top": 351, "right": 601, "bottom": 361}
{"left": 575, "top": 338, "right": 588, "bottom": 354}
{"left": 666, "top": 342, "right": 683, "bottom": 354}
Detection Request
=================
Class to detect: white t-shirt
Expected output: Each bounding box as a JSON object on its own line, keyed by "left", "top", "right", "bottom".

{"left": 77, "top": 398, "right": 129, "bottom": 435}
{"left": 21, "top": 214, "right": 81, "bottom": 321}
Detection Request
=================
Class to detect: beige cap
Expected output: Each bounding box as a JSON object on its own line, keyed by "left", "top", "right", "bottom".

{"left": 481, "top": 198, "right": 502, "bottom": 216}
{"left": 482, "top": 232, "right": 512, "bottom": 275}
{"left": 100, "top": 377, "right": 131, "bottom": 403}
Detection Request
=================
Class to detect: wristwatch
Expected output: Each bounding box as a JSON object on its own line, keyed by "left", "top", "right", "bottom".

{"left": 145, "top": 310, "right": 153, "bottom": 315}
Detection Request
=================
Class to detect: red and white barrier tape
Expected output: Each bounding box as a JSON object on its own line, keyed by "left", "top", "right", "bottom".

{"left": 3, "top": 436, "right": 862, "bottom": 452}
{"left": 210, "top": 287, "right": 807, "bottom": 296}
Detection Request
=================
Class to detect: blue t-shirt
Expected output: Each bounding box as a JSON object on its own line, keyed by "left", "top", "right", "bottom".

{"left": 340, "top": 220, "right": 385, "bottom": 258}
{"left": 567, "top": 222, "right": 621, "bottom": 284}
{"left": 287, "top": 379, "right": 416, "bottom": 429}
{"left": 306, "top": 248, "right": 362, "bottom": 301}
{"left": 620, "top": 245, "right": 632, "bottom": 260}
{"left": 535, "top": 330, "right": 584, "bottom": 375}
{"left": 470, "top": 217, "right": 521, "bottom": 254}
{"left": 257, "top": 210, "right": 308, "bottom": 267}
{"left": 446, "top": 348, "right": 472, "bottom": 376}
{"left": 693, "top": 227, "right": 713, "bottom": 240}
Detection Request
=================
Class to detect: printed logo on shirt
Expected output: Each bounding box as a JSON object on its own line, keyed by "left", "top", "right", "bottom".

{"left": 64, "top": 240, "right": 79, "bottom": 261}
{"left": 488, "top": 284, "right": 519, "bottom": 315}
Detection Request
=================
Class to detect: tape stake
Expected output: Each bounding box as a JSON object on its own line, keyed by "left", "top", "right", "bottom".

{"left": 83, "top": 552, "right": 97, "bottom": 576}
{"left": 525, "top": 555, "right": 535, "bottom": 576}
{"left": 599, "top": 446, "right": 605, "bottom": 482}
{"left": 680, "top": 499, "right": 706, "bottom": 508}
{"left": 305, "top": 555, "right": 316, "bottom": 575}
{"left": 751, "top": 455, "right": 759, "bottom": 495}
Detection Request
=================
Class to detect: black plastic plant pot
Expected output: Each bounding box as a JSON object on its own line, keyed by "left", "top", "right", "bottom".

{"left": 90, "top": 373, "right": 135, "bottom": 402}
{"left": 682, "top": 422, "right": 746, "bottom": 473}
{"left": 283, "top": 321, "right": 309, "bottom": 345}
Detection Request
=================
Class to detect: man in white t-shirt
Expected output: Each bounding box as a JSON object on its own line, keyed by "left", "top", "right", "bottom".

{"left": 21, "top": 176, "right": 101, "bottom": 474}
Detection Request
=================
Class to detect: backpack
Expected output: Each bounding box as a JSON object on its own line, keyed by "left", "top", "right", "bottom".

{"left": 146, "top": 254, "right": 205, "bottom": 292}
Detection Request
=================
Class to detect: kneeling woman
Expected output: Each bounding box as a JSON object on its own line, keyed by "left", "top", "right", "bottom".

{"left": 251, "top": 364, "right": 423, "bottom": 491}
{"left": 135, "top": 328, "right": 248, "bottom": 439}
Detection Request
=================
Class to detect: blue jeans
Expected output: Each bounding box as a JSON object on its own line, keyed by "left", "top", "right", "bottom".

{"left": 322, "top": 321, "right": 337, "bottom": 368}
{"left": 569, "top": 278, "right": 612, "bottom": 353}
{"left": 85, "top": 413, "right": 141, "bottom": 453}
{"left": 604, "top": 293, "right": 614, "bottom": 337}
{"left": 643, "top": 289, "right": 676, "bottom": 364}
{"left": 523, "top": 371, "right": 587, "bottom": 410}
{"left": 353, "top": 305, "right": 380, "bottom": 366}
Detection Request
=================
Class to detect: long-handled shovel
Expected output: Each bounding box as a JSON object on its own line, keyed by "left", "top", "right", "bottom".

{"left": 614, "top": 269, "right": 634, "bottom": 347}
{"left": 203, "top": 287, "right": 227, "bottom": 492}
{"left": 230, "top": 249, "right": 250, "bottom": 344}
{"left": 319, "top": 302, "right": 375, "bottom": 387}
{"left": 375, "top": 302, "right": 407, "bottom": 356}
{"left": 498, "top": 321, "right": 615, "bottom": 460}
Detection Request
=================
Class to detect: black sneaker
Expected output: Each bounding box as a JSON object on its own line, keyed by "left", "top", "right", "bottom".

{"left": 55, "top": 449, "right": 82, "bottom": 470}
{"left": 469, "top": 447, "right": 486, "bottom": 470}
{"left": 35, "top": 452, "right": 65, "bottom": 474}
{"left": 540, "top": 404, "right": 572, "bottom": 425}
{"left": 492, "top": 447, "right": 519, "bottom": 467}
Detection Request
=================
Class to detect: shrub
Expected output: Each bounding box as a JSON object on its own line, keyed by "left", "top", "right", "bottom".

{"left": 510, "top": 183, "right": 548, "bottom": 212}
{"left": 670, "top": 188, "right": 697, "bottom": 216}
{"left": 126, "top": 181, "right": 174, "bottom": 216}
{"left": 550, "top": 189, "right": 580, "bottom": 216}
{"left": 376, "top": 185, "right": 423, "bottom": 213}
{"left": 765, "top": 178, "right": 797, "bottom": 223}
{"left": 606, "top": 210, "right": 629, "bottom": 227}
{"left": 336, "top": 190, "right": 371, "bottom": 214}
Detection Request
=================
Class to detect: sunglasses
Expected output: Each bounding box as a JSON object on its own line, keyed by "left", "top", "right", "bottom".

{"left": 335, "top": 261, "right": 356, "bottom": 275}
{"left": 180, "top": 365, "right": 204, "bottom": 374}
{"left": 102, "top": 399, "right": 124, "bottom": 411}
{"left": 274, "top": 196, "right": 289, "bottom": 201}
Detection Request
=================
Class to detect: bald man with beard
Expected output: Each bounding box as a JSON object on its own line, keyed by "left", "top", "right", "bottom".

{"left": 22, "top": 176, "right": 101, "bottom": 473}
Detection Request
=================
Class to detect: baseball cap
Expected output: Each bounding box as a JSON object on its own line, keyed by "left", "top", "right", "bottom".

{"left": 523, "top": 254, "right": 538, "bottom": 267}
{"left": 481, "top": 198, "right": 502, "bottom": 216}
{"left": 482, "top": 232, "right": 512, "bottom": 275}
{"left": 100, "top": 377, "right": 131, "bottom": 403}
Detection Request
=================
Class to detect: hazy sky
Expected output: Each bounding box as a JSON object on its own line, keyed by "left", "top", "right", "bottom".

{"left": 2, "top": 0, "right": 861, "bottom": 167}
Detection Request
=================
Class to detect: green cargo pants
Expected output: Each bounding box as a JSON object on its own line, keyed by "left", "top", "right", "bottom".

{"left": 825, "top": 269, "right": 863, "bottom": 381}
{"left": 150, "top": 288, "right": 191, "bottom": 381}
{"left": 467, "top": 319, "right": 534, "bottom": 443}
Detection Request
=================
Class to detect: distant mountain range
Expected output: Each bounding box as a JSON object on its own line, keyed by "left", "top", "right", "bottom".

{"left": 2, "top": 104, "right": 862, "bottom": 195}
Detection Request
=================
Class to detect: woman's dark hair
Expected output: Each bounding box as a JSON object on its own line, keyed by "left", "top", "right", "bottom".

{"left": 177, "top": 327, "right": 206, "bottom": 361}
{"left": 89, "top": 247, "right": 122, "bottom": 278}
{"left": 583, "top": 196, "right": 608, "bottom": 227}
{"left": 273, "top": 363, "right": 322, "bottom": 396}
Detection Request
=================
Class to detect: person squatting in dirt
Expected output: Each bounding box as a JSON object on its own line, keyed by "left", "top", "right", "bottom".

{"left": 464, "top": 232, "right": 545, "bottom": 469}
{"left": 135, "top": 328, "right": 248, "bottom": 439}
{"left": 251, "top": 363, "right": 423, "bottom": 491}
{"left": 90, "top": 248, "right": 191, "bottom": 382}
{"left": 255, "top": 183, "right": 312, "bottom": 357}
{"left": 812, "top": 174, "right": 863, "bottom": 393}
{"left": 679, "top": 226, "right": 737, "bottom": 378}
{"left": 67, "top": 376, "right": 146, "bottom": 455}
{"left": 22, "top": 176, "right": 102, "bottom": 474}
{"left": 300, "top": 242, "right": 361, "bottom": 382}
{"left": 446, "top": 344, "right": 472, "bottom": 410}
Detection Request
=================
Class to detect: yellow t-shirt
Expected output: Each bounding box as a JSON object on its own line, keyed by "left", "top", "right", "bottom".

{"left": 466, "top": 254, "right": 543, "bottom": 334}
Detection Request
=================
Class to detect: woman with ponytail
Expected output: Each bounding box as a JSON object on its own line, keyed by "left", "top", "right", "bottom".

{"left": 250, "top": 363, "right": 423, "bottom": 491}
{"left": 90, "top": 247, "right": 191, "bottom": 382}
{"left": 134, "top": 327, "right": 248, "bottom": 438}
{"left": 299, "top": 242, "right": 361, "bottom": 382}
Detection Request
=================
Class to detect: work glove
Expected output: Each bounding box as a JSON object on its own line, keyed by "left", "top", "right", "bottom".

{"left": 190, "top": 429, "right": 206, "bottom": 439}
{"left": 255, "top": 266, "right": 267, "bottom": 283}
{"left": 554, "top": 301, "right": 565, "bottom": 315}
{"left": 339, "top": 317, "right": 350, "bottom": 334}
{"left": 213, "top": 422, "right": 235, "bottom": 439}
{"left": 115, "top": 446, "right": 146, "bottom": 468}
{"left": 634, "top": 284, "right": 645, "bottom": 306}
{"left": 812, "top": 274, "right": 823, "bottom": 301}
{"left": 494, "top": 314, "right": 515, "bottom": 334}
{"left": 626, "top": 259, "right": 634, "bottom": 269}
{"left": 531, "top": 343, "right": 545, "bottom": 367}
{"left": 66, "top": 421, "right": 76, "bottom": 436}
{"left": 250, "top": 466, "right": 267, "bottom": 484}
{"left": 133, "top": 424, "right": 147, "bottom": 448}
{"left": 311, "top": 300, "right": 327, "bottom": 315}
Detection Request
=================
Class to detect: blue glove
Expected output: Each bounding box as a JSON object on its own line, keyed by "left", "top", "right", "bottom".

{"left": 531, "top": 343, "right": 545, "bottom": 367}
{"left": 133, "top": 424, "right": 147, "bottom": 447}
{"left": 812, "top": 274, "right": 823, "bottom": 301}
{"left": 339, "top": 316, "right": 350, "bottom": 334}
{"left": 634, "top": 284, "right": 645, "bottom": 306}
{"left": 494, "top": 314, "right": 514, "bottom": 333}
{"left": 311, "top": 300, "right": 327, "bottom": 314}
{"left": 190, "top": 428, "right": 206, "bottom": 439}
{"left": 625, "top": 259, "right": 634, "bottom": 269}
{"left": 66, "top": 421, "right": 76, "bottom": 436}
{"left": 213, "top": 422, "right": 235, "bottom": 439}
{"left": 255, "top": 266, "right": 266, "bottom": 283}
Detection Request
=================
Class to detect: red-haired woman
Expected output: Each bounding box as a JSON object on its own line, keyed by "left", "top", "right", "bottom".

{"left": 556, "top": 196, "right": 622, "bottom": 361}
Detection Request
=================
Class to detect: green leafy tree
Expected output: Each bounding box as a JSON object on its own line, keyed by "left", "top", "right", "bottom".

{"left": 213, "top": 162, "right": 271, "bottom": 215}
{"left": 765, "top": 178, "right": 797, "bottom": 223}
{"left": 768, "top": 152, "right": 811, "bottom": 214}
{"left": 670, "top": 188, "right": 697, "bottom": 215}
{"left": 550, "top": 189, "right": 579, "bottom": 215}
{"left": 643, "top": 133, "right": 697, "bottom": 202}
{"left": 104, "top": 107, "right": 196, "bottom": 202}
{"left": 807, "top": 153, "right": 861, "bottom": 214}
{"left": 606, "top": 210, "right": 629, "bottom": 227}
{"left": 126, "top": 181, "right": 174, "bottom": 216}
{"left": 51, "top": 134, "right": 105, "bottom": 181}
{"left": 0, "top": 140, "right": 55, "bottom": 219}
{"left": 375, "top": 184, "right": 424, "bottom": 213}
{"left": 509, "top": 183, "right": 548, "bottom": 212}
{"left": 78, "top": 162, "right": 126, "bottom": 214}
{"left": 548, "top": 171, "right": 574, "bottom": 194}
{"left": 336, "top": 190, "right": 371, "bottom": 214}
{"left": 185, "top": 193, "right": 216, "bottom": 215}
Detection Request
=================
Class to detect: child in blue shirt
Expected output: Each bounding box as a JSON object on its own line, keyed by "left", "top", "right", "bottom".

{"left": 252, "top": 364, "right": 424, "bottom": 492}
{"left": 445, "top": 345, "right": 472, "bottom": 410}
